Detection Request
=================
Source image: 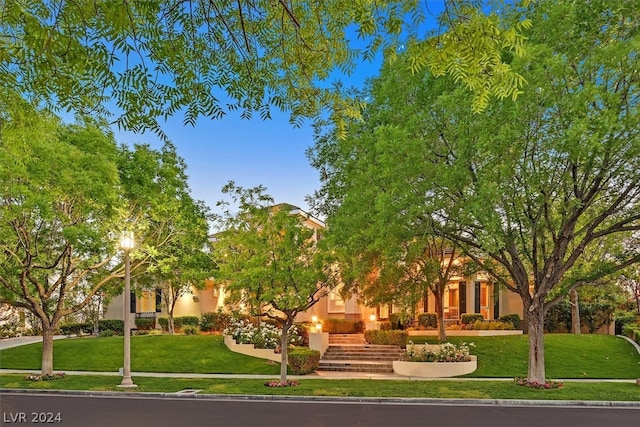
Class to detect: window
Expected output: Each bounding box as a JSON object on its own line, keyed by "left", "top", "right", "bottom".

{"left": 328, "top": 285, "right": 345, "bottom": 313}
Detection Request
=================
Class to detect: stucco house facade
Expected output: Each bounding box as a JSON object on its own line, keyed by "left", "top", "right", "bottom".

{"left": 104, "top": 205, "right": 525, "bottom": 327}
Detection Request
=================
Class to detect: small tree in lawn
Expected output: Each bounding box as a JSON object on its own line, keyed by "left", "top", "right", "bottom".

{"left": 212, "top": 183, "right": 340, "bottom": 385}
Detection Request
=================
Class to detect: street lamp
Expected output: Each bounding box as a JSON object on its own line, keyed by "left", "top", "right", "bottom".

{"left": 118, "top": 231, "right": 137, "bottom": 388}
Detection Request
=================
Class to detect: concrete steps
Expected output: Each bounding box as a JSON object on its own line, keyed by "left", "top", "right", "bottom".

{"left": 318, "top": 334, "right": 404, "bottom": 373}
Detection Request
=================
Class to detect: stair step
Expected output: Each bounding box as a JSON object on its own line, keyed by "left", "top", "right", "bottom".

{"left": 318, "top": 360, "right": 394, "bottom": 373}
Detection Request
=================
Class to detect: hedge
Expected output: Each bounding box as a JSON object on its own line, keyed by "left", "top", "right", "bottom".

{"left": 417, "top": 313, "right": 437, "bottom": 329}
{"left": 465, "top": 320, "right": 514, "bottom": 330}
{"left": 98, "top": 319, "right": 124, "bottom": 334}
{"left": 59, "top": 322, "right": 92, "bottom": 336}
{"left": 364, "top": 330, "right": 408, "bottom": 347}
{"left": 287, "top": 348, "right": 320, "bottom": 375}
{"left": 200, "top": 311, "right": 231, "bottom": 332}
{"left": 498, "top": 314, "right": 521, "bottom": 330}
{"left": 134, "top": 317, "right": 155, "bottom": 331}
{"left": 461, "top": 313, "right": 484, "bottom": 325}
{"left": 322, "top": 318, "right": 362, "bottom": 334}
{"left": 158, "top": 316, "right": 201, "bottom": 331}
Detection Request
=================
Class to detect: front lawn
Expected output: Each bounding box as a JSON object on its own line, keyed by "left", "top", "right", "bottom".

{"left": 0, "top": 374, "right": 638, "bottom": 402}
{"left": 1, "top": 333, "right": 638, "bottom": 379}
{"left": 0, "top": 335, "right": 279, "bottom": 375}
{"left": 408, "top": 334, "right": 640, "bottom": 379}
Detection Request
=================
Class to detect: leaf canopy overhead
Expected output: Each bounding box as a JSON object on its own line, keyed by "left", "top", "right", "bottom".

{"left": 1, "top": 0, "right": 529, "bottom": 138}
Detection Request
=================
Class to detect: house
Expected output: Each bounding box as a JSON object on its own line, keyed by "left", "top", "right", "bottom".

{"left": 104, "top": 205, "right": 525, "bottom": 328}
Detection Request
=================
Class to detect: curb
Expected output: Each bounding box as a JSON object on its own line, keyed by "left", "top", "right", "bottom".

{"left": 2, "top": 388, "right": 640, "bottom": 408}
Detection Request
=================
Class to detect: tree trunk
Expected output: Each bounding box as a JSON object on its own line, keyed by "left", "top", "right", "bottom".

{"left": 527, "top": 305, "right": 546, "bottom": 384}
{"left": 279, "top": 320, "right": 291, "bottom": 385}
{"left": 570, "top": 288, "right": 581, "bottom": 334}
{"left": 434, "top": 294, "right": 447, "bottom": 342}
{"left": 41, "top": 326, "right": 55, "bottom": 376}
{"left": 168, "top": 314, "right": 174, "bottom": 335}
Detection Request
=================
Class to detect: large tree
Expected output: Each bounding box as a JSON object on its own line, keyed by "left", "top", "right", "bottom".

{"left": 0, "top": 99, "right": 211, "bottom": 374}
{"left": 212, "top": 183, "right": 340, "bottom": 385}
{"left": 310, "top": 0, "right": 640, "bottom": 384}
{"left": 0, "top": 98, "right": 133, "bottom": 375}
{"left": 0, "top": 1, "right": 529, "bottom": 135}
{"left": 122, "top": 143, "right": 213, "bottom": 335}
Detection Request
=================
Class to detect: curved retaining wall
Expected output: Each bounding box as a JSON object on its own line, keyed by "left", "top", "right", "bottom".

{"left": 223, "top": 335, "right": 282, "bottom": 363}
{"left": 392, "top": 355, "right": 477, "bottom": 378}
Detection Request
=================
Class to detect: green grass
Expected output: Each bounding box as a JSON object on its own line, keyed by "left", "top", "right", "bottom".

{"left": 408, "top": 334, "right": 640, "bottom": 379}
{"left": 1, "top": 334, "right": 638, "bottom": 379}
{"left": 0, "top": 374, "right": 638, "bottom": 402}
{"left": 0, "top": 335, "right": 280, "bottom": 375}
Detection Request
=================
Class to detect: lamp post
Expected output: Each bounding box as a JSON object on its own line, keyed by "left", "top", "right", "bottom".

{"left": 118, "top": 231, "right": 137, "bottom": 388}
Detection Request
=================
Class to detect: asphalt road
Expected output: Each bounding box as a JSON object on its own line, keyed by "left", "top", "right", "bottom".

{"left": 1, "top": 393, "right": 638, "bottom": 427}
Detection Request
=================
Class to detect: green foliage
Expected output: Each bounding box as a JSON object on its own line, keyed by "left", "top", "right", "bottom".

{"left": 0, "top": 335, "right": 280, "bottom": 375}
{"left": 200, "top": 311, "right": 232, "bottom": 332}
{"left": 59, "top": 323, "right": 92, "bottom": 336}
{"left": 157, "top": 318, "right": 169, "bottom": 332}
{"left": 417, "top": 313, "right": 438, "bottom": 329}
{"left": 364, "top": 330, "right": 408, "bottom": 347}
{"left": 322, "top": 319, "right": 362, "bottom": 334}
{"left": 461, "top": 314, "right": 484, "bottom": 325}
{"left": 498, "top": 314, "right": 521, "bottom": 330}
{"left": 309, "top": 0, "right": 640, "bottom": 383}
{"left": 134, "top": 318, "right": 155, "bottom": 331}
{"left": 545, "top": 298, "right": 616, "bottom": 334}
{"left": 0, "top": 1, "right": 528, "bottom": 137}
{"left": 404, "top": 341, "right": 474, "bottom": 362}
{"left": 622, "top": 325, "right": 640, "bottom": 345}
{"left": 182, "top": 325, "right": 200, "bottom": 336}
{"left": 287, "top": 348, "right": 321, "bottom": 375}
{"left": 378, "top": 321, "right": 393, "bottom": 331}
{"left": 2, "top": 374, "right": 640, "bottom": 402}
{"left": 465, "top": 320, "right": 514, "bottom": 330}
{"left": 98, "top": 320, "right": 124, "bottom": 334}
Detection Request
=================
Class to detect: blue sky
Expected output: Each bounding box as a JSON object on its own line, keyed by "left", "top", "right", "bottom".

{"left": 112, "top": 2, "right": 448, "bottom": 218}
{"left": 115, "top": 108, "right": 323, "bottom": 217}
{"left": 113, "top": 66, "right": 379, "bottom": 220}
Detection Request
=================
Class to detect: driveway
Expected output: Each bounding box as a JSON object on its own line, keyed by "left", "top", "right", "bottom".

{"left": 0, "top": 335, "right": 66, "bottom": 350}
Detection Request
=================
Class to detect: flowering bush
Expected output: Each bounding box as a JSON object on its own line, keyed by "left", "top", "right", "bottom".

{"left": 514, "top": 377, "right": 563, "bottom": 389}
{"left": 264, "top": 380, "right": 298, "bottom": 387}
{"left": 223, "top": 318, "right": 302, "bottom": 349}
{"left": 25, "top": 372, "right": 66, "bottom": 381}
{"left": 404, "top": 341, "right": 475, "bottom": 362}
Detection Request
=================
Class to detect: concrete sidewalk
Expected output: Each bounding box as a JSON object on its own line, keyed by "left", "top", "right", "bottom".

{"left": 0, "top": 335, "right": 66, "bottom": 350}
{"left": 0, "top": 368, "right": 637, "bottom": 384}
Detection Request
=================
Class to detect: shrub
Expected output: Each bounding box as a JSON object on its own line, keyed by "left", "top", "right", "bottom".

{"left": 467, "top": 320, "right": 514, "bottom": 330}
{"left": 98, "top": 329, "right": 116, "bottom": 337}
{"left": 498, "top": 314, "right": 521, "bottom": 330}
{"left": 614, "top": 311, "right": 638, "bottom": 335}
{"left": 223, "top": 317, "right": 302, "bottom": 349}
{"left": 174, "top": 316, "right": 200, "bottom": 329}
{"left": 288, "top": 348, "right": 320, "bottom": 375}
{"left": 158, "top": 317, "right": 169, "bottom": 331}
{"left": 182, "top": 325, "right": 200, "bottom": 335}
{"left": 388, "top": 313, "right": 411, "bottom": 330}
{"left": 622, "top": 324, "right": 640, "bottom": 345}
{"left": 461, "top": 313, "right": 484, "bottom": 325}
{"left": 98, "top": 319, "right": 123, "bottom": 334}
{"left": 417, "top": 313, "right": 438, "bottom": 329}
{"left": 134, "top": 318, "right": 155, "bottom": 331}
{"left": 322, "top": 318, "right": 359, "bottom": 334}
{"left": 364, "top": 330, "right": 408, "bottom": 347}
{"left": 378, "top": 321, "right": 393, "bottom": 331}
{"left": 404, "top": 341, "right": 475, "bottom": 362}
{"left": 59, "top": 322, "right": 92, "bottom": 336}
{"left": 200, "top": 310, "right": 231, "bottom": 332}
